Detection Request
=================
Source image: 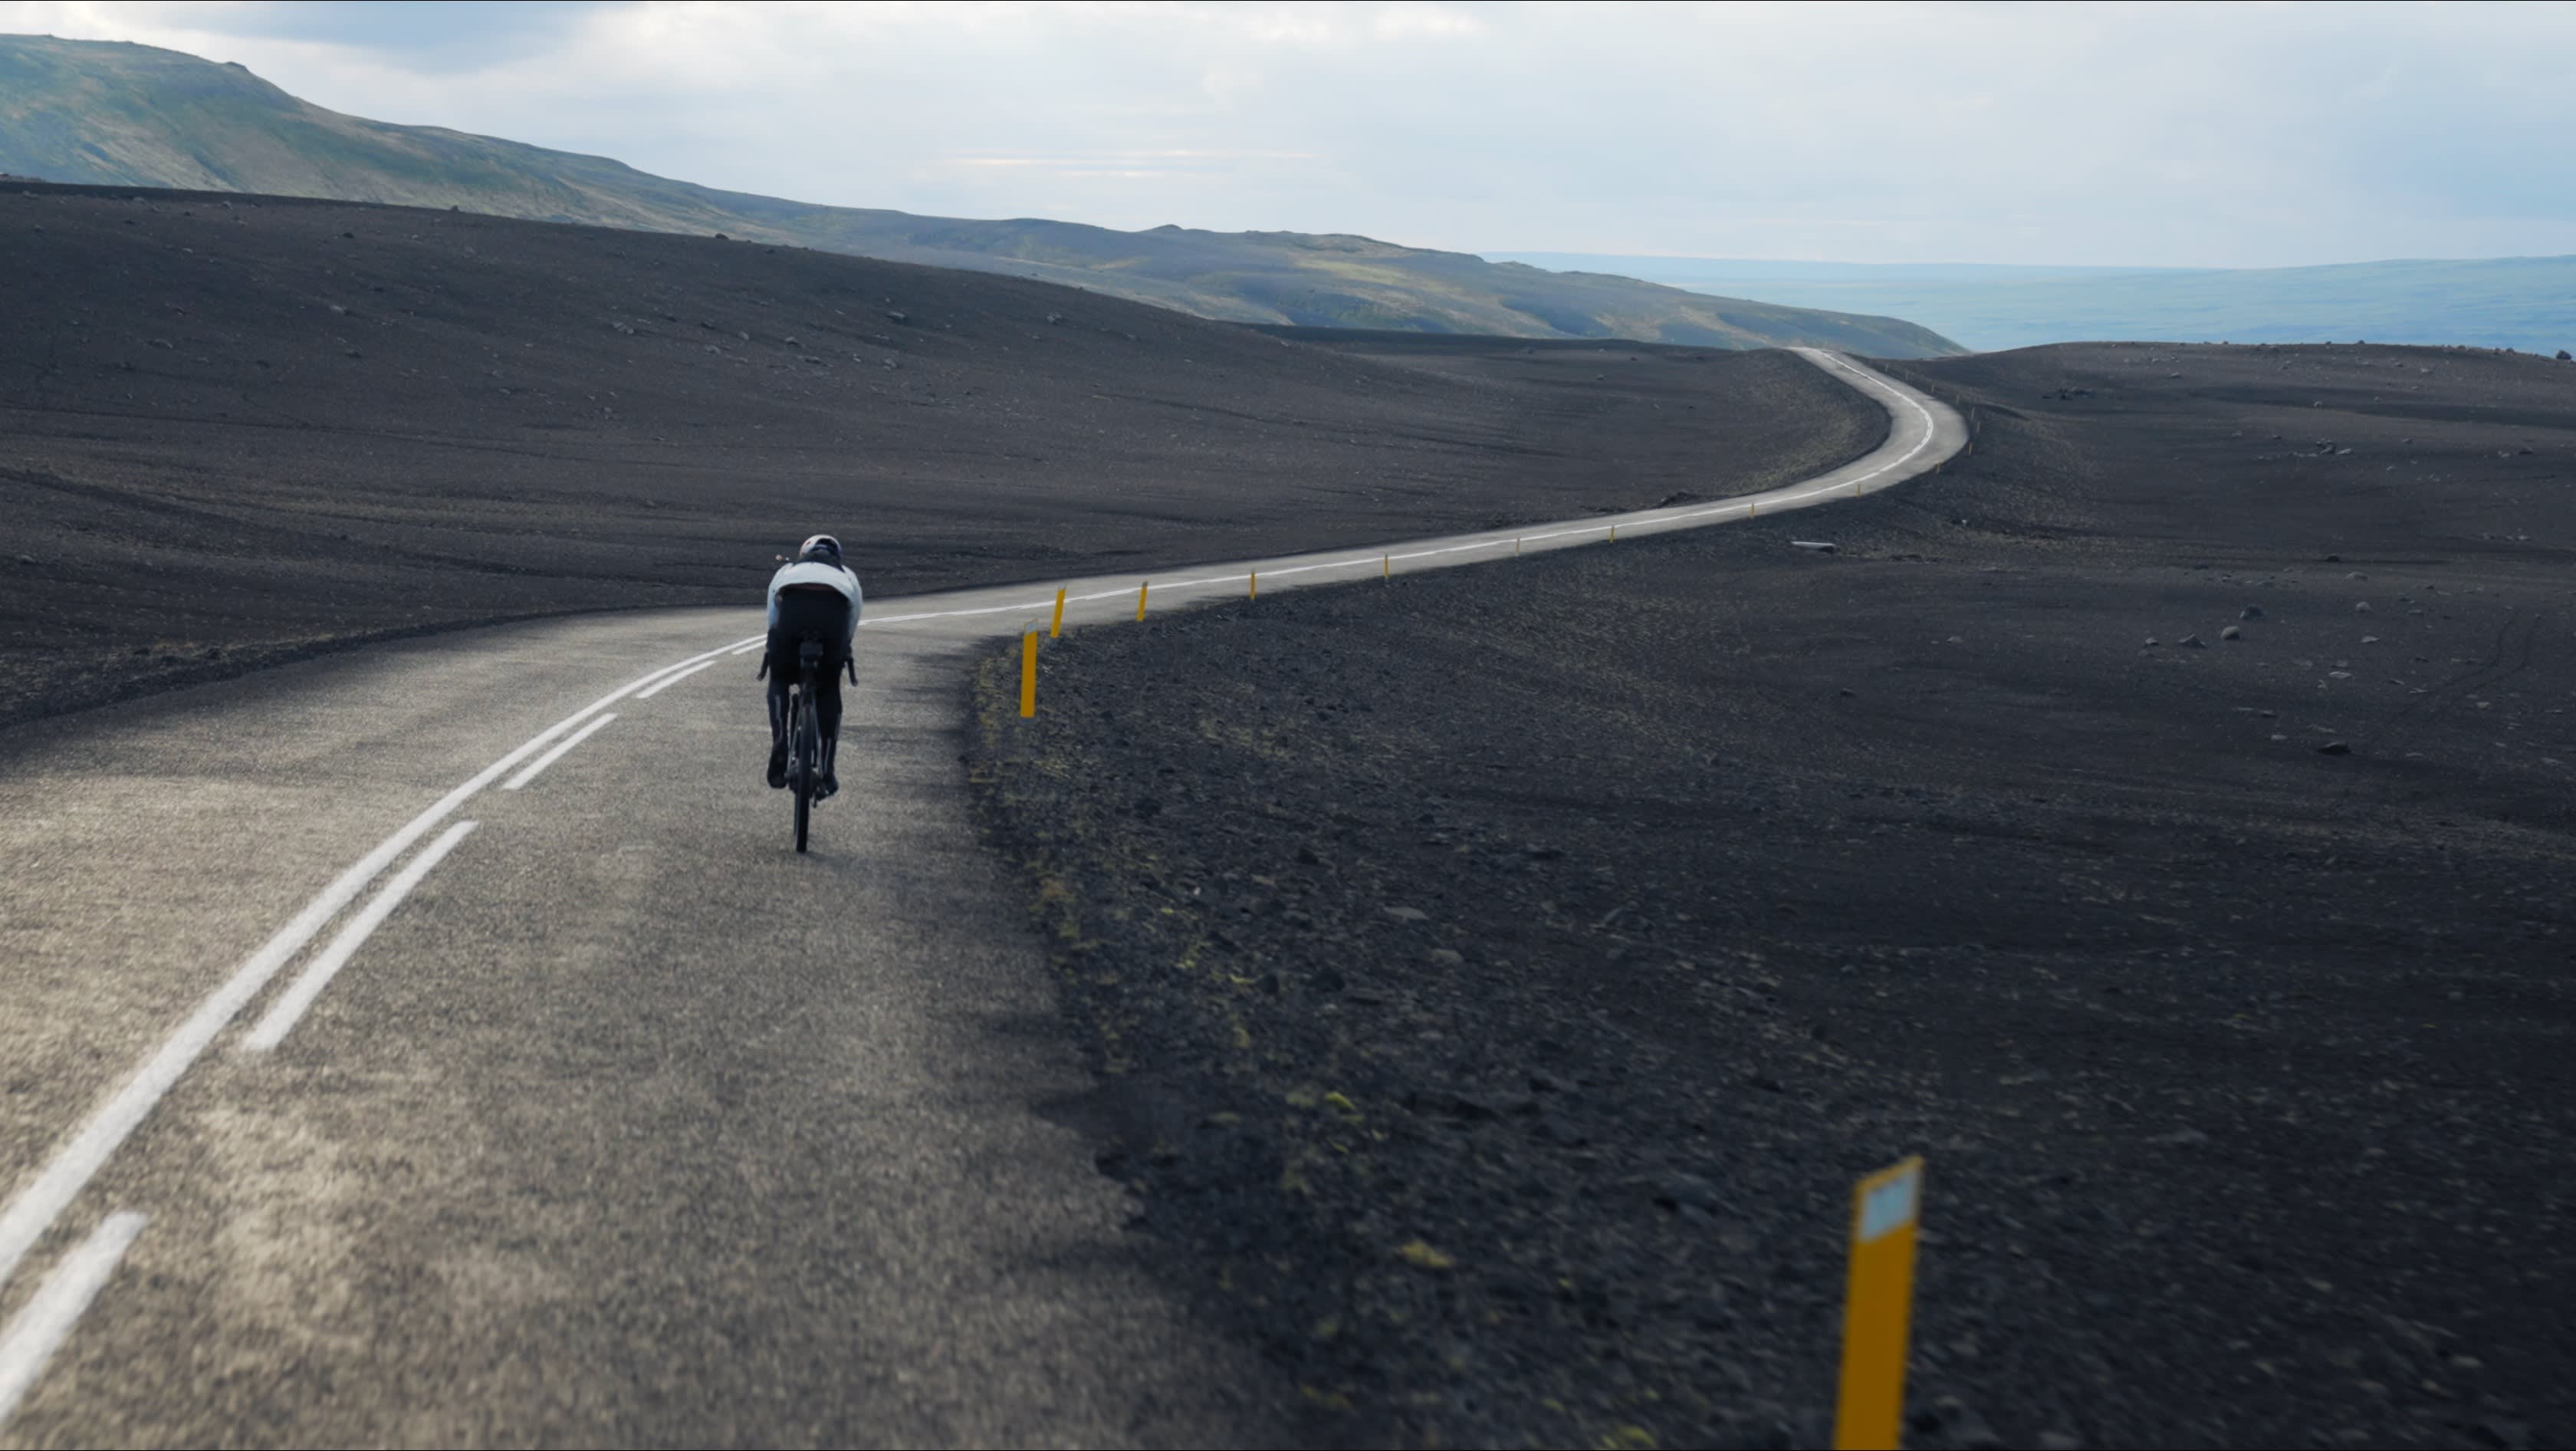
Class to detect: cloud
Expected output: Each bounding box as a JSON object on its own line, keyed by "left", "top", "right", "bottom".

{"left": 5, "top": 0, "right": 2573, "bottom": 266}
{"left": 2, "top": 0, "right": 609, "bottom": 72}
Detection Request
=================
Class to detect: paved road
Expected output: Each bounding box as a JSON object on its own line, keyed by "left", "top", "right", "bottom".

{"left": 0, "top": 352, "right": 1960, "bottom": 1446}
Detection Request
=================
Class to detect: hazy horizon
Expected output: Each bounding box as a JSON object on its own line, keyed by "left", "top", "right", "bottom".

{"left": 5, "top": 1, "right": 2572, "bottom": 271}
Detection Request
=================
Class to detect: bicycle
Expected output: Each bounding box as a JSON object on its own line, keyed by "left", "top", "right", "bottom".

{"left": 779, "top": 635, "right": 856, "bottom": 854}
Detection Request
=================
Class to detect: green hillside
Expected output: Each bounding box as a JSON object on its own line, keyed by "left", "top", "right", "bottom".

{"left": 0, "top": 35, "right": 1963, "bottom": 357}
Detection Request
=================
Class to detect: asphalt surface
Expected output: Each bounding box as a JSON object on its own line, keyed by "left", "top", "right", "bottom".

{"left": 0, "top": 353, "right": 1957, "bottom": 1446}
{"left": 2, "top": 183, "right": 1887, "bottom": 729}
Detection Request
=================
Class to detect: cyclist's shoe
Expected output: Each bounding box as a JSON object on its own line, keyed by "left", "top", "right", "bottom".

{"left": 816, "top": 735, "right": 840, "bottom": 801}
{"left": 816, "top": 770, "right": 840, "bottom": 802}
{"left": 766, "top": 739, "right": 789, "bottom": 789}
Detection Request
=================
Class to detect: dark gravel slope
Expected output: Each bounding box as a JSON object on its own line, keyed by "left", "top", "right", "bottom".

{"left": 0, "top": 183, "right": 1875, "bottom": 727}
{"left": 967, "top": 343, "right": 2576, "bottom": 1448}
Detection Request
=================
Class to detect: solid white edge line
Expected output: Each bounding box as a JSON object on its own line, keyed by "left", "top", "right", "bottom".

{"left": 240, "top": 822, "right": 479, "bottom": 1053}
{"left": 501, "top": 714, "right": 618, "bottom": 791}
{"left": 0, "top": 1210, "right": 146, "bottom": 1429}
{"left": 0, "top": 633, "right": 762, "bottom": 1296}
{"left": 633, "top": 657, "right": 720, "bottom": 699}
{"left": 857, "top": 355, "right": 1952, "bottom": 627}
{"left": 0, "top": 360, "right": 1947, "bottom": 1309}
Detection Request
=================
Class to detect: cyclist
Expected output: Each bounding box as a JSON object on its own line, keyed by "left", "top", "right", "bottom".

{"left": 761, "top": 534, "right": 863, "bottom": 798}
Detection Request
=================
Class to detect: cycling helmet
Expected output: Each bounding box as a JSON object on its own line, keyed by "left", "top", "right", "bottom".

{"left": 798, "top": 534, "right": 843, "bottom": 566}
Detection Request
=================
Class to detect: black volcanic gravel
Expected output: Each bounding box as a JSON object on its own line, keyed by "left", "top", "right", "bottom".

{"left": 0, "top": 183, "right": 1875, "bottom": 727}
{"left": 968, "top": 343, "right": 2576, "bottom": 1449}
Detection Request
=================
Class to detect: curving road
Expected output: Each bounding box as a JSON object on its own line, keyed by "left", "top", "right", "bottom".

{"left": 0, "top": 350, "right": 1961, "bottom": 1446}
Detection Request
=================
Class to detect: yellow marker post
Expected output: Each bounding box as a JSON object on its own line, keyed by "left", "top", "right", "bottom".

{"left": 1382, "top": 554, "right": 1390, "bottom": 582}
{"left": 1749, "top": 499, "right": 1758, "bottom": 518}
{"left": 1516, "top": 538, "right": 1522, "bottom": 556}
{"left": 1050, "top": 587, "right": 1066, "bottom": 638}
{"left": 1610, "top": 524, "right": 1617, "bottom": 542}
{"left": 1249, "top": 571, "right": 1257, "bottom": 600}
{"left": 1019, "top": 632, "right": 1038, "bottom": 718}
{"left": 1834, "top": 1157, "right": 1926, "bottom": 1450}
{"left": 1136, "top": 581, "right": 1149, "bottom": 621}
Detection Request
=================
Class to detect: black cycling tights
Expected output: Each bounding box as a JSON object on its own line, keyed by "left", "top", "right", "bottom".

{"left": 767, "top": 666, "right": 842, "bottom": 752}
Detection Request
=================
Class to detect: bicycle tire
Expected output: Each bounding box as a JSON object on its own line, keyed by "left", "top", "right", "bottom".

{"left": 791, "top": 686, "right": 813, "bottom": 854}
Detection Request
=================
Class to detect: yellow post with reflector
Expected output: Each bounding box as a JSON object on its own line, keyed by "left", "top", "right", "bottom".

{"left": 1382, "top": 554, "right": 1390, "bottom": 582}
{"left": 1249, "top": 571, "right": 1257, "bottom": 600}
{"left": 1834, "top": 1157, "right": 1925, "bottom": 1450}
{"left": 1019, "top": 632, "right": 1037, "bottom": 717}
{"left": 1050, "top": 587, "right": 1066, "bottom": 637}
{"left": 1610, "top": 524, "right": 1617, "bottom": 542}
{"left": 1137, "top": 581, "right": 1148, "bottom": 621}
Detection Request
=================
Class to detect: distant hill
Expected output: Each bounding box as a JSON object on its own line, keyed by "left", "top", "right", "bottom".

{"left": 1490, "top": 253, "right": 2576, "bottom": 355}
{"left": 0, "top": 35, "right": 1963, "bottom": 357}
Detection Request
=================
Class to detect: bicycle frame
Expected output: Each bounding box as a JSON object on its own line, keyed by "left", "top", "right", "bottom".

{"left": 788, "top": 640, "right": 826, "bottom": 853}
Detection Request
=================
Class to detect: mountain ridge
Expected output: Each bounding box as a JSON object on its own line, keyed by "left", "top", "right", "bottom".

{"left": 0, "top": 34, "right": 1963, "bottom": 357}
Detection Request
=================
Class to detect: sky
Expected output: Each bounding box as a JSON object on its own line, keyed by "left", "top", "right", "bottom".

{"left": 6, "top": 0, "right": 2574, "bottom": 268}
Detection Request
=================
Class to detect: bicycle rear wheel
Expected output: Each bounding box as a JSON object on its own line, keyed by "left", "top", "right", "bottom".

{"left": 791, "top": 689, "right": 813, "bottom": 854}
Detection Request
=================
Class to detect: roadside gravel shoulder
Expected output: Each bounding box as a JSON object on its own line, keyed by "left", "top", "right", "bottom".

{"left": 965, "top": 343, "right": 2576, "bottom": 1449}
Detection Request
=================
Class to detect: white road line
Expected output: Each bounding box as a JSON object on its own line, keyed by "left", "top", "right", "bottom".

{"left": 634, "top": 658, "right": 720, "bottom": 699}
{"left": 501, "top": 714, "right": 618, "bottom": 791}
{"left": 861, "top": 353, "right": 1951, "bottom": 628}
{"left": 727, "top": 640, "right": 765, "bottom": 656}
{"left": 0, "top": 634, "right": 763, "bottom": 1298}
{"left": 866, "top": 596, "right": 1076, "bottom": 625}
{"left": 0, "top": 357, "right": 1951, "bottom": 1408}
{"left": 239, "top": 823, "right": 480, "bottom": 1054}
{"left": 0, "top": 1211, "right": 146, "bottom": 1428}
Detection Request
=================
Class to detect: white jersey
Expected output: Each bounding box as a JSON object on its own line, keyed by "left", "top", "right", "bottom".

{"left": 767, "top": 560, "right": 863, "bottom": 646}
